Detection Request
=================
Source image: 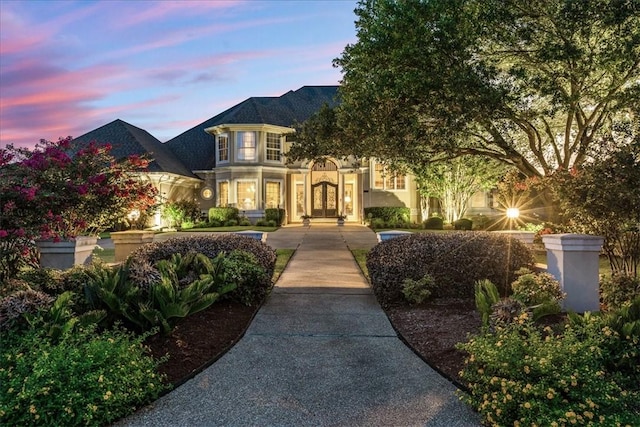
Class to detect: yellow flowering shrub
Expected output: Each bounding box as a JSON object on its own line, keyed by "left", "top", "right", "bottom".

{"left": 457, "top": 314, "right": 639, "bottom": 426}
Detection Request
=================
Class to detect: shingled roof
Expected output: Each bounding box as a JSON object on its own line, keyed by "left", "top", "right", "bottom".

{"left": 72, "top": 119, "right": 197, "bottom": 178}
{"left": 167, "top": 86, "right": 339, "bottom": 171}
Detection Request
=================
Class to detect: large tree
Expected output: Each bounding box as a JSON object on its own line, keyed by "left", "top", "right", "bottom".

{"left": 320, "top": 0, "right": 639, "bottom": 178}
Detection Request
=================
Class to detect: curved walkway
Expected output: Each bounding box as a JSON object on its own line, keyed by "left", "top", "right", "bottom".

{"left": 118, "top": 225, "right": 480, "bottom": 426}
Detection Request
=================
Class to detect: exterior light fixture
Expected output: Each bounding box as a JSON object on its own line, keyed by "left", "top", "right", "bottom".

{"left": 506, "top": 208, "right": 520, "bottom": 219}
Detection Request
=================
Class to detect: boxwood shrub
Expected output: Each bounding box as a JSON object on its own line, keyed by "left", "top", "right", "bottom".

{"left": 265, "top": 208, "right": 286, "bottom": 226}
{"left": 364, "top": 207, "right": 410, "bottom": 224}
{"left": 129, "top": 234, "right": 276, "bottom": 304}
{"left": 423, "top": 217, "right": 444, "bottom": 230}
{"left": 453, "top": 218, "right": 473, "bottom": 230}
{"left": 208, "top": 207, "right": 239, "bottom": 223}
{"left": 366, "top": 232, "right": 534, "bottom": 305}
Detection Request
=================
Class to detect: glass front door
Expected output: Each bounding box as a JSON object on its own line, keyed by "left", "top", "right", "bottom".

{"left": 311, "top": 182, "right": 338, "bottom": 217}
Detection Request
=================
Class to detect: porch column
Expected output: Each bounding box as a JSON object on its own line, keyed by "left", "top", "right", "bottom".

{"left": 541, "top": 234, "right": 603, "bottom": 313}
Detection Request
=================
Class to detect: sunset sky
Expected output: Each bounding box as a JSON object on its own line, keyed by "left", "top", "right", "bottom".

{"left": 0, "top": 0, "right": 358, "bottom": 148}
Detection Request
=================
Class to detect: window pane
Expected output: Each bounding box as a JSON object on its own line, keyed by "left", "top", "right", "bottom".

{"left": 237, "top": 182, "right": 256, "bottom": 209}
{"left": 395, "top": 174, "right": 406, "bottom": 190}
{"left": 266, "top": 133, "right": 281, "bottom": 161}
{"left": 374, "top": 163, "right": 384, "bottom": 189}
{"left": 218, "top": 135, "right": 228, "bottom": 162}
{"left": 265, "top": 181, "right": 280, "bottom": 208}
{"left": 237, "top": 132, "right": 256, "bottom": 161}
{"left": 218, "top": 182, "right": 228, "bottom": 206}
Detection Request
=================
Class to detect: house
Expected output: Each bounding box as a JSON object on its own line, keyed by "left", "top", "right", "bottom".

{"left": 73, "top": 86, "right": 495, "bottom": 226}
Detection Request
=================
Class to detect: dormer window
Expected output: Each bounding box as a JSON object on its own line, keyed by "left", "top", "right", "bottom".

{"left": 237, "top": 131, "right": 256, "bottom": 161}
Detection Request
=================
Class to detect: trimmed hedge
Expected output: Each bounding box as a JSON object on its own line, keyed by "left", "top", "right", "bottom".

{"left": 423, "top": 217, "right": 444, "bottom": 230}
{"left": 364, "top": 207, "right": 410, "bottom": 224}
{"left": 129, "top": 234, "right": 276, "bottom": 305}
{"left": 454, "top": 218, "right": 473, "bottom": 230}
{"left": 265, "top": 208, "right": 286, "bottom": 226}
{"left": 366, "top": 232, "right": 534, "bottom": 305}
{"left": 208, "top": 207, "right": 239, "bottom": 223}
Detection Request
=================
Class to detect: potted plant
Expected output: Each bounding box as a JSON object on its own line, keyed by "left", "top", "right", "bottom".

{"left": 301, "top": 214, "right": 312, "bottom": 226}
{"left": 337, "top": 213, "right": 347, "bottom": 226}
{"left": 0, "top": 137, "right": 158, "bottom": 269}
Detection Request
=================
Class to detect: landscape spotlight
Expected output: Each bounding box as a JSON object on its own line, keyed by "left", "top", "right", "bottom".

{"left": 506, "top": 207, "right": 520, "bottom": 219}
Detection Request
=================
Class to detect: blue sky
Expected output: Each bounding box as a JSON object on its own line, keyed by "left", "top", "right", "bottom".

{"left": 0, "top": 0, "right": 358, "bottom": 148}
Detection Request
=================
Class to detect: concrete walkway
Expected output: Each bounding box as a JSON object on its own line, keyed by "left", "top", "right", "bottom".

{"left": 118, "top": 225, "right": 480, "bottom": 426}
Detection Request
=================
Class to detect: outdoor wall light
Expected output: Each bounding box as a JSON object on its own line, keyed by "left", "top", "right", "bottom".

{"left": 506, "top": 207, "right": 520, "bottom": 219}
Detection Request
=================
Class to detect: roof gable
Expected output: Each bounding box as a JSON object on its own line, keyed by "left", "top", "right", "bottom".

{"left": 72, "top": 119, "right": 196, "bottom": 178}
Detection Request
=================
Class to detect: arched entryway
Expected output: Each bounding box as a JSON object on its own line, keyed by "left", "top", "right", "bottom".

{"left": 311, "top": 160, "right": 339, "bottom": 217}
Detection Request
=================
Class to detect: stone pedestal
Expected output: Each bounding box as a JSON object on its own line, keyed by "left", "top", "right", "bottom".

{"left": 36, "top": 236, "right": 98, "bottom": 270}
{"left": 493, "top": 230, "right": 535, "bottom": 245}
{"left": 111, "top": 231, "right": 155, "bottom": 262}
{"left": 542, "top": 234, "right": 603, "bottom": 313}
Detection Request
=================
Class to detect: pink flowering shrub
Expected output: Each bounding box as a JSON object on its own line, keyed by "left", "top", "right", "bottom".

{"left": 0, "top": 137, "right": 158, "bottom": 279}
{"left": 1, "top": 137, "right": 157, "bottom": 241}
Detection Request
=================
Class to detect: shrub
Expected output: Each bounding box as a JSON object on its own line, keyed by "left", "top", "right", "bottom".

{"left": 207, "top": 219, "right": 222, "bottom": 228}
{"left": 238, "top": 217, "right": 252, "bottom": 226}
{"left": 255, "top": 219, "right": 268, "bottom": 227}
{"left": 208, "top": 207, "right": 239, "bottom": 223}
{"left": 600, "top": 273, "right": 640, "bottom": 311}
{"left": 224, "top": 219, "right": 238, "bottom": 227}
{"left": 369, "top": 218, "right": 386, "bottom": 229}
{"left": 453, "top": 218, "right": 473, "bottom": 230}
{"left": 91, "top": 253, "right": 234, "bottom": 334}
{"left": 265, "top": 208, "right": 285, "bottom": 226}
{"left": 366, "top": 232, "right": 534, "bottom": 305}
{"left": 220, "top": 250, "right": 269, "bottom": 306}
{"left": 16, "top": 268, "right": 63, "bottom": 295}
{"left": 162, "top": 199, "right": 199, "bottom": 228}
{"left": 423, "top": 217, "right": 444, "bottom": 230}
{"left": 0, "top": 289, "right": 54, "bottom": 332}
{"left": 0, "top": 325, "right": 168, "bottom": 426}
{"left": 130, "top": 234, "right": 276, "bottom": 289}
{"left": 267, "top": 220, "right": 277, "bottom": 227}
{"left": 402, "top": 274, "right": 437, "bottom": 304}
{"left": 511, "top": 269, "right": 564, "bottom": 311}
{"left": 0, "top": 238, "right": 39, "bottom": 283}
{"left": 364, "top": 207, "right": 410, "bottom": 224}
{"left": 457, "top": 313, "right": 640, "bottom": 426}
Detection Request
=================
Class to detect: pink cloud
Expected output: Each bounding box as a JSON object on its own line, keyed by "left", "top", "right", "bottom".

{"left": 114, "top": 0, "right": 247, "bottom": 28}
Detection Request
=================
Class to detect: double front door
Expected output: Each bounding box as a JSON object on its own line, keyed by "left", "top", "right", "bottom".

{"left": 311, "top": 182, "right": 338, "bottom": 217}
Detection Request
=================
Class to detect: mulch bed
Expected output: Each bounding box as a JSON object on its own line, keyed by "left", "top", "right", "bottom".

{"left": 145, "top": 297, "right": 481, "bottom": 389}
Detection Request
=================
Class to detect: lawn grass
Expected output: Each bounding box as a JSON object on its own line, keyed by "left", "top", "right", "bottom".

{"left": 351, "top": 249, "right": 369, "bottom": 280}
{"left": 178, "top": 226, "right": 278, "bottom": 232}
{"left": 92, "top": 247, "right": 115, "bottom": 263}
{"left": 273, "top": 249, "right": 295, "bottom": 283}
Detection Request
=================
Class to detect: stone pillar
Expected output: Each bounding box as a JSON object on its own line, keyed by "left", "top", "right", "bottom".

{"left": 542, "top": 234, "right": 603, "bottom": 313}
{"left": 111, "top": 231, "right": 155, "bottom": 262}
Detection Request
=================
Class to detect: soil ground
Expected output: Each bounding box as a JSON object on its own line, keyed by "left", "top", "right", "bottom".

{"left": 145, "top": 297, "right": 480, "bottom": 388}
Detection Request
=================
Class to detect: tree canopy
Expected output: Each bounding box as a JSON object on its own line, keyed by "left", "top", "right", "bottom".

{"left": 289, "top": 0, "right": 639, "bottom": 178}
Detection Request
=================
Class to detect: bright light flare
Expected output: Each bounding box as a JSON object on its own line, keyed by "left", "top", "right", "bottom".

{"left": 506, "top": 208, "right": 520, "bottom": 219}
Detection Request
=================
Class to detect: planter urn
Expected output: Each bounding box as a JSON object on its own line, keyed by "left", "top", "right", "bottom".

{"left": 36, "top": 235, "right": 99, "bottom": 270}
{"left": 111, "top": 230, "right": 155, "bottom": 262}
